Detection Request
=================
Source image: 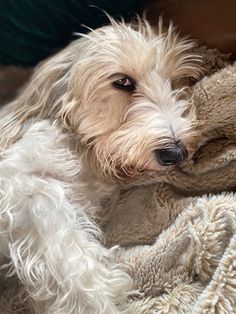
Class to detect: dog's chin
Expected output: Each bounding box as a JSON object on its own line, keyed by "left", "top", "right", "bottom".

{"left": 145, "top": 160, "right": 176, "bottom": 172}
{"left": 96, "top": 153, "right": 190, "bottom": 183}
{"left": 119, "top": 161, "right": 175, "bottom": 179}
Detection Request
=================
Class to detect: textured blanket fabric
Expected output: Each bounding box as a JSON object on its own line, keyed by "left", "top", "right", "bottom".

{"left": 100, "top": 58, "right": 236, "bottom": 313}
{"left": 0, "top": 49, "right": 236, "bottom": 313}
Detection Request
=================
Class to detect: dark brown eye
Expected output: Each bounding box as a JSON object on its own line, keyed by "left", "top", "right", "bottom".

{"left": 113, "top": 76, "right": 136, "bottom": 92}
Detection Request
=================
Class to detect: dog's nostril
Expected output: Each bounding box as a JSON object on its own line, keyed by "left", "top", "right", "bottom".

{"left": 154, "top": 146, "right": 188, "bottom": 166}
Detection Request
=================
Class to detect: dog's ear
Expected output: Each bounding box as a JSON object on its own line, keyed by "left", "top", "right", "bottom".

{"left": 130, "top": 17, "right": 203, "bottom": 86}
{"left": 160, "top": 22, "right": 203, "bottom": 85}
{"left": 0, "top": 41, "right": 81, "bottom": 150}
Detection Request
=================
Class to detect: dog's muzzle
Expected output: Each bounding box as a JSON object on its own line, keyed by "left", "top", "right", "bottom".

{"left": 154, "top": 144, "right": 188, "bottom": 166}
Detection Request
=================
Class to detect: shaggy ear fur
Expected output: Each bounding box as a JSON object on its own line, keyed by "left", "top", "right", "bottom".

{"left": 0, "top": 41, "right": 80, "bottom": 152}
{"left": 131, "top": 16, "right": 202, "bottom": 82}
{"left": 158, "top": 23, "right": 202, "bottom": 82}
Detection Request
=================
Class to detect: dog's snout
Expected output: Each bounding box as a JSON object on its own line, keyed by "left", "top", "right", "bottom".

{"left": 154, "top": 145, "right": 188, "bottom": 166}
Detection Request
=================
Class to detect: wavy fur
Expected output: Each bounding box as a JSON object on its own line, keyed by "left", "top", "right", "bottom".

{"left": 0, "top": 18, "right": 202, "bottom": 313}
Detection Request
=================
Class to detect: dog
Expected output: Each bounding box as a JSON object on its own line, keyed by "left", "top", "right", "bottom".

{"left": 0, "top": 18, "right": 202, "bottom": 313}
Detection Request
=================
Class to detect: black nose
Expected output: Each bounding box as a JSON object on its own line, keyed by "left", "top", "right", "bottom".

{"left": 154, "top": 145, "right": 188, "bottom": 166}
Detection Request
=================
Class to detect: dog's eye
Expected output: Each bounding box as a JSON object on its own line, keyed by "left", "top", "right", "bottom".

{"left": 113, "top": 77, "right": 135, "bottom": 92}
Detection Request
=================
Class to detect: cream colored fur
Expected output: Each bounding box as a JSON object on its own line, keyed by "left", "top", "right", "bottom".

{"left": 0, "top": 18, "right": 202, "bottom": 314}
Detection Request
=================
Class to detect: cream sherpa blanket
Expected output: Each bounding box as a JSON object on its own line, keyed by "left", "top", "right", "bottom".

{"left": 0, "top": 50, "right": 236, "bottom": 313}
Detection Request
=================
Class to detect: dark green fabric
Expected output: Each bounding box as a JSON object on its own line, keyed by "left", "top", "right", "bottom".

{"left": 0, "top": 0, "right": 142, "bottom": 65}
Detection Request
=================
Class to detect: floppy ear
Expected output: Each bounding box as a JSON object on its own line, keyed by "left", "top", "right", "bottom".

{"left": 0, "top": 40, "right": 81, "bottom": 151}
{"left": 160, "top": 22, "right": 203, "bottom": 84}
{"left": 131, "top": 16, "right": 203, "bottom": 85}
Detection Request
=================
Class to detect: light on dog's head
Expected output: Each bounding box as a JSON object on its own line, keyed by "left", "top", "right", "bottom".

{"left": 112, "top": 76, "right": 136, "bottom": 92}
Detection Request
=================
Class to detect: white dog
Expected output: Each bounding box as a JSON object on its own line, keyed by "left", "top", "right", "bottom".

{"left": 0, "top": 18, "right": 201, "bottom": 313}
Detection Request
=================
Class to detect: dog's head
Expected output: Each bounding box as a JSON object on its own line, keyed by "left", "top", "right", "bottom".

{"left": 2, "top": 18, "right": 202, "bottom": 182}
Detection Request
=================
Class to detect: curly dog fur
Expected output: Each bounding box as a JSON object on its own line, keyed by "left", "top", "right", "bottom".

{"left": 0, "top": 18, "right": 201, "bottom": 313}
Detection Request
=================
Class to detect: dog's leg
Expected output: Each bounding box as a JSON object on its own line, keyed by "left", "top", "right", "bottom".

{"left": 0, "top": 121, "right": 131, "bottom": 314}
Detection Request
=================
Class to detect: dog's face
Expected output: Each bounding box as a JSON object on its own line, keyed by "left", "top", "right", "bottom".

{"left": 58, "top": 20, "right": 202, "bottom": 181}
{"left": 3, "top": 19, "right": 202, "bottom": 182}
{"left": 58, "top": 21, "right": 202, "bottom": 181}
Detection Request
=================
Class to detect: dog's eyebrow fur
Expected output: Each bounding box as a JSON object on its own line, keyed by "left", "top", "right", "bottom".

{"left": 108, "top": 73, "right": 136, "bottom": 81}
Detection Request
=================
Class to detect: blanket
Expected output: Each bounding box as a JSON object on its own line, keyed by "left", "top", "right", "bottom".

{"left": 0, "top": 49, "right": 235, "bottom": 313}
{"left": 101, "top": 55, "right": 236, "bottom": 313}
